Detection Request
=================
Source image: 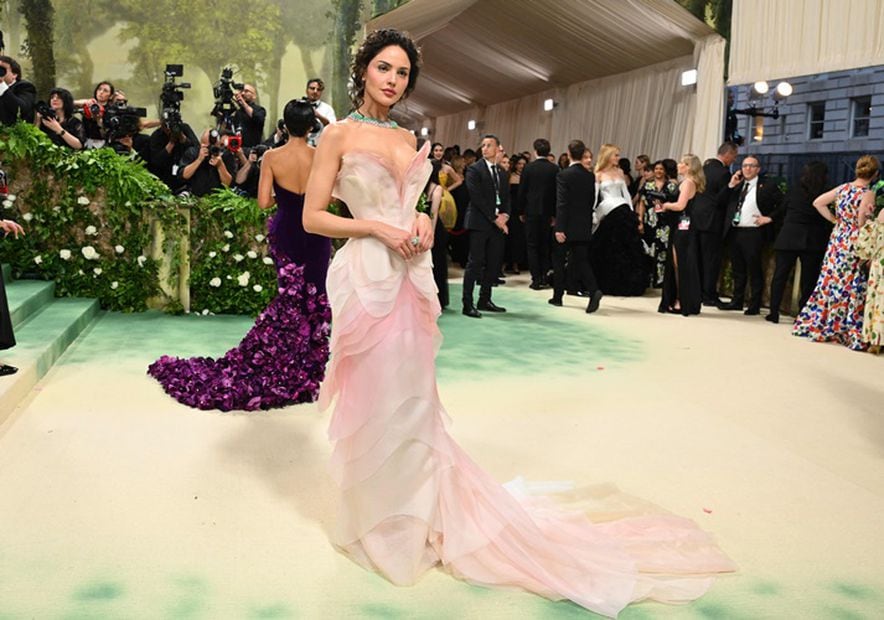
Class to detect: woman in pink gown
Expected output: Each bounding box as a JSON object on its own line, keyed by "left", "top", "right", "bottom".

{"left": 303, "top": 29, "right": 735, "bottom": 618}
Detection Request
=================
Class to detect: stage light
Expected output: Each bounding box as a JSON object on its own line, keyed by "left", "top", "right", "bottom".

{"left": 543, "top": 98, "right": 555, "bottom": 111}
{"left": 681, "top": 69, "right": 697, "bottom": 86}
{"left": 467, "top": 119, "right": 476, "bottom": 131}
{"left": 420, "top": 127, "right": 429, "bottom": 137}
{"left": 751, "top": 81, "right": 770, "bottom": 96}
{"left": 775, "top": 81, "right": 793, "bottom": 98}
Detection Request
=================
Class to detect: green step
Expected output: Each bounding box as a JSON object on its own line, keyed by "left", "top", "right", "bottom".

{"left": 0, "top": 298, "right": 100, "bottom": 424}
{"left": 1, "top": 263, "right": 10, "bottom": 282}
{"left": 5, "top": 279, "right": 56, "bottom": 330}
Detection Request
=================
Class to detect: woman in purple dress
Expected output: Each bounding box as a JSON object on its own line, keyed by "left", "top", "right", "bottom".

{"left": 148, "top": 100, "right": 332, "bottom": 411}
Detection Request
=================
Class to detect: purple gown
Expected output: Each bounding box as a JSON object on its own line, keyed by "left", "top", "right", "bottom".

{"left": 148, "top": 185, "right": 332, "bottom": 411}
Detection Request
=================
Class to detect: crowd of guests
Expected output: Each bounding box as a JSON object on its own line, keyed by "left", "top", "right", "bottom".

{"left": 422, "top": 134, "right": 884, "bottom": 354}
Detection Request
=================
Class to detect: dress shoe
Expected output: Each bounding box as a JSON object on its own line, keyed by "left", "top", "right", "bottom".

{"left": 718, "top": 302, "right": 743, "bottom": 311}
{"left": 462, "top": 306, "right": 482, "bottom": 318}
{"left": 765, "top": 313, "right": 779, "bottom": 324}
{"left": 702, "top": 298, "right": 723, "bottom": 307}
{"left": 477, "top": 300, "right": 506, "bottom": 313}
{"left": 586, "top": 290, "right": 603, "bottom": 314}
{"left": 529, "top": 282, "right": 546, "bottom": 291}
{"left": 744, "top": 307, "right": 760, "bottom": 316}
{"left": 0, "top": 364, "right": 18, "bottom": 377}
{"left": 548, "top": 297, "right": 562, "bottom": 307}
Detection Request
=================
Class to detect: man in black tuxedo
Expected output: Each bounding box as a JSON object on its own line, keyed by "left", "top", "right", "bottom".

{"left": 462, "top": 134, "right": 510, "bottom": 318}
{"left": 518, "top": 137, "right": 559, "bottom": 289}
{"left": 549, "top": 140, "right": 602, "bottom": 313}
{"left": 696, "top": 142, "right": 738, "bottom": 306}
{"left": 0, "top": 56, "right": 36, "bottom": 125}
{"left": 232, "top": 83, "right": 266, "bottom": 148}
{"left": 720, "top": 155, "right": 783, "bottom": 315}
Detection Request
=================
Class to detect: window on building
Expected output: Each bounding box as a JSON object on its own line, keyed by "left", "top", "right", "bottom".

{"left": 808, "top": 102, "right": 825, "bottom": 140}
{"left": 851, "top": 96, "right": 871, "bottom": 138}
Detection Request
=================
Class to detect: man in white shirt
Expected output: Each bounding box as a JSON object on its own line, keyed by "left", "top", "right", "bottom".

{"left": 305, "top": 78, "right": 336, "bottom": 146}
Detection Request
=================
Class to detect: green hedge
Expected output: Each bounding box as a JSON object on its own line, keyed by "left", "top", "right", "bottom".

{"left": 0, "top": 122, "right": 276, "bottom": 316}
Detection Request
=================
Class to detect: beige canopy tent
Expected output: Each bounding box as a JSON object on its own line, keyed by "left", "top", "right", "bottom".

{"left": 368, "top": 0, "right": 726, "bottom": 161}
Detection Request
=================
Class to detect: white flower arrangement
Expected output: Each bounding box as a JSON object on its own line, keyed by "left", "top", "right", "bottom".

{"left": 2, "top": 200, "right": 13, "bottom": 209}
{"left": 115, "top": 245, "right": 125, "bottom": 254}
{"left": 34, "top": 255, "right": 43, "bottom": 265}
{"left": 93, "top": 267, "right": 103, "bottom": 276}
{"left": 84, "top": 225, "right": 98, "bottom": 236}
{"left": 81, "top": 246, "right": 100, "bottom": 260}
{"left": 59, "top": 249, "right": 72, "bottom": 260}
{"left": 202, "top": 309, "right": 210, "bottom": 315}
{"left": 111, "top": 281, "right": 119, "bottom": 290}
{"left": 208, "top": 251, "right": 217, "bottom": 258}
{"left": 246, "top": 250, "right": 257, "bottom": 259}
{"left": 77, "top": 196, "right": 91, "bottom": 205}
{"left": 221, "top": 244, "right": 230, "bottom": 252}
{"left": 77, "top": 269, "right": 84, "bottom": 275}
{"left": 137, "top": 255, "right": 147, "bottom": 267}
{"left": 223, "top": 230, "right": 234, "bottom": 239}
{"left": 252, "top": 284, "right": 263, "bottom": 292}
{"left": 6, "top": 194, "right": 16, "bottom": 202}
{"left": 52, "top": 205, "right": 61, "bottom": 212}
{"left": 262, "top": 256, "right": 274, "bottom": 265}
{"left": 254, "top": 234, "right": 265, "bottom": 242}
{"left": 209, "top": 277, "right": 222, "bottom": 287}
{"left": 22, "top": 212, "right": 33, "bottom": 222}
{"left": 233, "top": 253, "right": 244, "bottom": 262}
{"left": 237, "top": 271, "right": 251, "bottom": 287}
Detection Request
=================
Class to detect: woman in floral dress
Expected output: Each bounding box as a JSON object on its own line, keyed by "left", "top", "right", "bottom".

{"left": 793, "top": 155, "right": 879, "bottom": 351}
{"left": 638, "top": 161, "right": 679, "bottom": 287}
{"left": 856, "top": 206, "right": 884, "bottom": 353}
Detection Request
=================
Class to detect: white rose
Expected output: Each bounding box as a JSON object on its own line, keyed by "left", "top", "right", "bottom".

{"left": 34, "top": 255, "right": 43, "bottom": 265}
{"left": 52, "top": 205, "right": 61, "bottom": 212}
{"left": 221, "top": 244, "right": 230, "bottom": 252}
{"left": 209, "top": 277, "right": 222, "bottom": 287}
{"left": 223, "top": 230, "right": 234, "bottom": 239}
{"left": 2, "top": 200, "right": 12, "bottom": 209}
{"left": 77, "top": 196, "right": 90, "bottom": 205}
{"left": 137, "top": 255, "right": 147, "bottom": 267}
{"left": 110, "top": 281, "right": 119, "bottom": 290}
{"left": 252, "top": 284, "right": 263, "bottom": 292}
{"left": 208, "top": 251, "right": 217, "bottom": 258}
{"left": 233, "top": 253, "right": 244, "bottom": 262}
{"left": 202, "top": 309, "right": 210, "bottom": 315}
{"left": 22, "top": 212, "right": 33, "bottom": 222}
{"left": 59, "top": 249, "right": 72, "bottom": 260}
{"left": 81, "top": 246, "right": 99, "bottom": 260}
{"left": 125, "top": 201, "right": 132, "bottom": 207}
{"left": 254, "top": 234, "right": 265, "bottom": 242}
{"left": 262, "top": 256, "right": 273, "bottom": 265}
{"left": 84, "top": 225, "right": 97, "bottom": 235}
{"left": 77, "top": 269, "right": 84, "bottom": 275}
{"left": 237, "top": 271, "right": 251, "bottom": 287}
{"left": 246, "top": 250, "right": 257, "bottom": 259}
{"left": 93, "top": 267, "right": 103, "bottom": 276}
{"left": 7, "top": 194, "right": 16, "bottom": 202}
{"left": 115, "top": 245, "right": 125, "bottom": 254}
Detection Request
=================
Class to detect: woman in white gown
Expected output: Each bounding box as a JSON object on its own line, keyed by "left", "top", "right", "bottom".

{"left": 591, "top": 144, "right": 653, "bottom": 296}
{"left": 302, "top": 29, "right": 734, "bottom": 618}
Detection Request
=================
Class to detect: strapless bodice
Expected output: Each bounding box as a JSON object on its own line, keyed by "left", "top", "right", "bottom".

{"left": 326, "top": 141, "right": 438, "bottom": 319}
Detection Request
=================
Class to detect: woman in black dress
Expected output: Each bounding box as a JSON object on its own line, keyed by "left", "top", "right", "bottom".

{"left": 424, "top": 160, "right": 449, "bottom": 308}
{"left": 657, "top": 154, "right": 703, "bottom": 315}
{"left": 0, "top": 218, "right": 25, "bottom": 376}
{"left": 638, "top": 161, "right": 679, "bottom": 287}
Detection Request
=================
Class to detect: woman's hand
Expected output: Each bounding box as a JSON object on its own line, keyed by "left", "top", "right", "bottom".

{"left": 42, "top": 116, "right": 63, "bottom": 134}
{"left": 412, "top": 211, "right": 434, "bottom": 252}
{"left": 0, "top": 219, "right": 25, "bottom": 238}
{"left": 373, "top": 221, "right": 419, "bottom": 260}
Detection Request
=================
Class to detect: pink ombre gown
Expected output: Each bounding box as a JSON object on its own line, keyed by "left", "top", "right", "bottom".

{"left": 319, "top": 142, "right": 734, "bottom": 618}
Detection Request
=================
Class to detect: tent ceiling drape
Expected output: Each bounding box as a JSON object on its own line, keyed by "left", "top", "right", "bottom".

{"left": 369, "top": 0, "right": 717, "bottom": 121}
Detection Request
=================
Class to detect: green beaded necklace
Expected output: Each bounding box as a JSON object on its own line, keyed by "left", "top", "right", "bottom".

{"left": 348, "top": 110, "right": 399, "bottom": 129}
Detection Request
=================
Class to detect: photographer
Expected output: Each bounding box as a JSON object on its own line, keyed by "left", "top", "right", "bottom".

{"left": 234, "top": 144, "right": 268, "bottom": 198}
{"left": 179, "top": 129, "right": 235, "bottom": 196}
{"left": 0, "top": 55, "right": 36, "bottom": 125}
{"left": 304, "top": 78, "right": 335, "bottom": 146}
{"left": 34, "top": 88, "right": 84, "bottom": 150}
{"left": 263, "top": 118, "right": 288, "bottom": 148}
{"left": 149, "top": 119, "right": 198, "bottom": 193}
{"left": 233, "top": 83, "right": 265, "bottom": 148}
{"left": 78, "top": 81, "right": 115, "bottom": 148}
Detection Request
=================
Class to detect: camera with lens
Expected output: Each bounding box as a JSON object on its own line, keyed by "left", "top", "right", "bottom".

{"left": 211, "top": 66, "right": 244, "bottom": 127}
{"left": 34, "top": 100, "right": 56, "bottom": 121}
{"left": 160, "top": 63, "right": 191, "bottom": 135}
{"left": 83, "top": 101, "right": 105, "bottom": 120}
{"left": 103, "top": 101, "right": 147, "bottom": 140}
{"left": 208, "top": 129, "right": 222, "bottom": 157}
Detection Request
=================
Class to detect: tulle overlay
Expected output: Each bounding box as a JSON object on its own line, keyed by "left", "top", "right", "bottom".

{"left": 148, "top": 257, "right": 331, "bottom": 411}
{"left": 320, "top": 146, "right": 734, "bottom": 618}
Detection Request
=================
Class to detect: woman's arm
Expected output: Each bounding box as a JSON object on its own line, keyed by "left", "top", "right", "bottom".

{"left": 302, "top": 125, "right": 420, "bottom": 260}
{"left": 257, "top": 152, "right": 275, "bottom": 209}
{"left": 429, "top": 185, "right": 442, "bottom": 228}
{"left": 858, "top": 189, "right": 874, "bottom": 227}
{"left": 661, "top": 179, "right": 696, "bottom": 212}
{"left": 812, "top": 186, "right": 839, "bottom": 224}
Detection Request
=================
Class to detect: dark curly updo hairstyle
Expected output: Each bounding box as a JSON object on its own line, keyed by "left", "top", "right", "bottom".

{"left": 349, "top": 28, "right": 421, "bottom": 111}
{"left": 283, "top": 98, "right": 321, "bottom": 137}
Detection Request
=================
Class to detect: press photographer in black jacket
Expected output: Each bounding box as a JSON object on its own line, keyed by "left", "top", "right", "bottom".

{"left": 149, "top": 119, "right": 198, "bottom": 193}
{"left": 0, "top": 55, "right": 36, "bottom": 125}
{"left": 34, "top": 88, "right": 84, "bottom": 150}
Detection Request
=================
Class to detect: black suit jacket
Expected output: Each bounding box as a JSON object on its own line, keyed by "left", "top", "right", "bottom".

{"left": 518, "top": 158, "right": 559, "bottom": 218}
{"left": 773, "top": 187, "right": 833, "bottom": 251}
{"left": 0, "top": 79, "right": 37, "bottom": 125}
{"left": 723, "top": 176, "right": 784, "bottom": 239}
{"left": 235, "top": 104, "right": 266, "bottom": 148}
{"left": 555, "top": 164, "right": 596, "bottom": 242}
{"left": 694, "top": 158, "right": 731, "bottom": 233}
{"left": 465, "top": 159, "right": 510, "bottom": 231}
